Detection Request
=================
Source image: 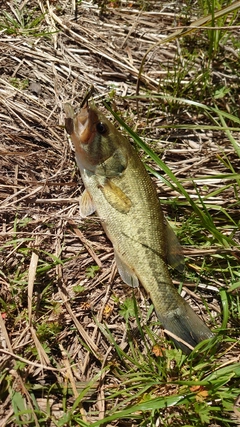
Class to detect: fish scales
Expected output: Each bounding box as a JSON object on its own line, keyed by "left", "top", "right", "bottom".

{"left": 83, "top": 144, "right": 174, "bottom": 309}
{"left": 65, "top": 102, "right": 214, "bottom": 353}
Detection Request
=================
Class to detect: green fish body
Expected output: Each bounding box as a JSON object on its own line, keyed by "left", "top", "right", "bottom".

{"left": 65, "top": 103, "right": 213, "bottom": 353}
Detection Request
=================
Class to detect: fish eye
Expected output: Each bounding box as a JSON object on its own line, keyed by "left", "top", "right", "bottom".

{"left": 96, "top": 122, "right": 108, "bottom": 135}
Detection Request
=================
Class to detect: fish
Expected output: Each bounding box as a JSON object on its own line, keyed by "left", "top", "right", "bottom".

{"left": 65, "top": 102, "right": 214, "bottom": 354}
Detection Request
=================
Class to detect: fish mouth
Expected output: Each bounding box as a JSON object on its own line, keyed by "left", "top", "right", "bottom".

{"left": 75, "top": 103, "right": 97, "bottom": 145}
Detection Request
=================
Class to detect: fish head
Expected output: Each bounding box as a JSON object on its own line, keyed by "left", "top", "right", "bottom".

{"left": 65, "top": 103, "right": 124, "bottom": 174}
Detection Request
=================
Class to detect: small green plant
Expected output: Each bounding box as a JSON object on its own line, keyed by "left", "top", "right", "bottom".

{"left": 9, "top": 77, "right": 29, "bottom": 90}
{"left": 73, "top": 284, "right": 86, "bottom": 293}
{"left": 85, "top": 265, "right": 100, "bottom": 278}
{"left": 1, "top": 9, "right": 38, "bottom": 35}
{"left": 0, "top": 4, "right": 54, "bottom": 37}
{"left": 198, "top": 0, "right": 239, "bottom": 56}
{"left": 36, "top": 321, "right": 62, "bottom": 342}
{"left": 119, "top": 297, "right": 136, "bottom": 322}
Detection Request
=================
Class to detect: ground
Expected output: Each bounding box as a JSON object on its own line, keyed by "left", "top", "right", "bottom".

{"left": 0, "top": 1, "right": 240, "bottom": 426}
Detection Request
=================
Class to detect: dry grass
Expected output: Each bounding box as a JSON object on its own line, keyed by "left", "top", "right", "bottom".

{"left": 0, "top": 0, "right": 240, "bottom": 425}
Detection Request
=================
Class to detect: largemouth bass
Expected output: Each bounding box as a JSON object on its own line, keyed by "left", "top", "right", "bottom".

{"left": 65, "top": 102, "right": 213, "bottom": 353}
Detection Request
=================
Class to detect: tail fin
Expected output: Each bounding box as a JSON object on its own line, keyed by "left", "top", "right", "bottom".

{"left": 157, "top": 302, "right": 214, "bottom": 354}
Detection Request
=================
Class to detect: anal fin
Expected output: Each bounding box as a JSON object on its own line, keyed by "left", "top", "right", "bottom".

{"left": 114, "top": 250, "right": 139, "bottom": 288}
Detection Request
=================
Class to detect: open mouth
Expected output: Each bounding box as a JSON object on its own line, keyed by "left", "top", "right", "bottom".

{"left": 75, "top": 104, "right": 92, "bottom": 145}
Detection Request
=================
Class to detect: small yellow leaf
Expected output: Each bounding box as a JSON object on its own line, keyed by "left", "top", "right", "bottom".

{"left": 196, "top": 389, "right": 209, "bottom": 402}
{"left": 190, "top": 385, "right": 201, "bottom": 392}
{"left": 152, "top": 345, "right": 164, "bottom": 357}
{"left": 190, "top": 385, "right": 209, "bottom": 401}
{"left": 103, "top": 304, "right": 113, "bottom": 319}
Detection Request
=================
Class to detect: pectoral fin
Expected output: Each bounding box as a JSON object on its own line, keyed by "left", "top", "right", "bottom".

{"left": 79, "top": 189, "right": 96, "bottom": 218}
{"left": 114, "top": 251, "right": 139, "bottom": 288}
{"left": 100, "top": 179, "right": 132, "bottom": 214}
{"left": 165, "top": 220, "right": 185, "bottom": 272}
